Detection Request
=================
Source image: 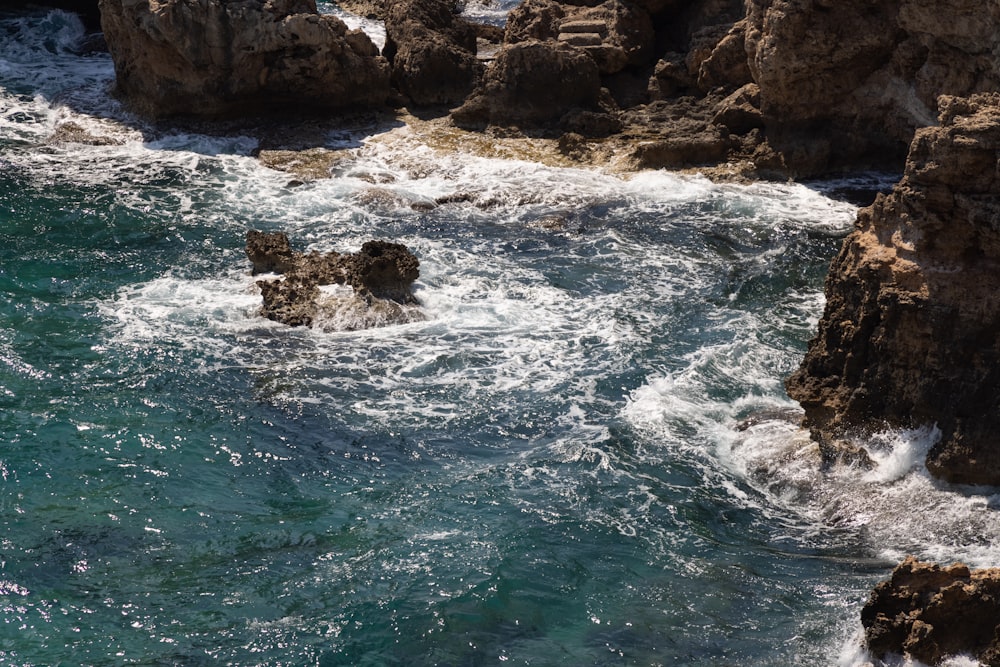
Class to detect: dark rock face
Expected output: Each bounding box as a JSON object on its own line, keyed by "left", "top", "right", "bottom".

{"left": 246, "top": 231, "right": 421, "bottom": 331}
{"left": 745, "top": 0, "right": 1000, "bottom": 175}
{"left": 862, "top": 557, "right": 1000, "bottom": 665}
{"left": 505, "top": 0, "right": 654, "bottom": 75}
{"left": 452, "top": 40, "right": 604, "bottom": 129}
{"left": 786, "top": 93, "right": 1000, "bottom": 486}
{"left": 382, "top": 0, "right": 478, "bottom": 105}
{"left": 98, "top": 0, "right": 390, "bottom": 118}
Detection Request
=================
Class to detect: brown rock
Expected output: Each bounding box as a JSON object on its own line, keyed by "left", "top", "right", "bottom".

{"left": 786, "top": 93, "right": 1000, "bottom": 486}
{"left": 862, "top": 557, "right": 1000, "bottom": 665}
{"left": 451, "top": 40, "right": 603, "bottom": 130}
{"left": 712, "top": 82, "right": 762, "bottom": 135}
{"left": 247, "top": 232, "right": 421, "bottom": 330}
{"left": 744, "top": 0, "right": 1000, "bottom": 175}
{"left": 246, "top": 230, "right": 298, "bottom": 276}
{"left": 98, "top": 0, "right": 390, "bottom": 118}
{"left": 382, "top": 0, "right": 478, "bottom": 105}
{"left": 505, "top": 0, "right": 653, "bottom": 75}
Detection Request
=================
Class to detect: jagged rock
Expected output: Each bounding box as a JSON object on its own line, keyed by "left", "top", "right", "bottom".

{"left": 712, "top": 83, "right": 762, "bottom": 135}
{"left": 451, "top": 40, "right": 603, "bottom": 130}
{"left": 693, "top": 20, "right": 752, "bottom": 93}
{"left": 862, "top": 557, "right": 1000, "bottom": 665}
{"left": 382, "top": 0, "right": 478, "bottom": 105}
{"left": 98, "top": 0, "right": 390, "bottom": 118}
{"left": 786, "top": 93, "right": 1000, "bottom": 486}
{"left": 620, "top": 96, "right": 734, "bottom": 168}
{"left": 505, "top": 0, "right": 653, "bottom": 75}
{"left": 247, "top": 232, "right": 421, "bottom": 331}
{"left": 744, "top": 0, "right": 1000, "bottom": 175}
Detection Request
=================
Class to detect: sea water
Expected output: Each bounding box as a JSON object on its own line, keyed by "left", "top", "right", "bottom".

{"left": 3, "top": 9, "right": 1000, "bottom": 667}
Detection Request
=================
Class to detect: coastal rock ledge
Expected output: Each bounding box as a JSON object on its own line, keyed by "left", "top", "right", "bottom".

{"left": 786, "top": 93, "right": 1000, "bottom": 486}
{"left": 862, "top": 557, "right": 1000, "bottom": 665}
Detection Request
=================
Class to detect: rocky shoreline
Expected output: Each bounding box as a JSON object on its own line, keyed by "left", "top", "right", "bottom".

{"left": 15, "top": 0, "right": 1000, "bottom": 662}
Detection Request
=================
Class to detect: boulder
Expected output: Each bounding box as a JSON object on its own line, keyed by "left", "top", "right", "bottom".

{"left": 382, "top": 0, "right": 478, "bottom": 105}
{"left": 98, "top": 0, "right": 390, "bottom": 118}
{"left": 786, "top": 93, "right": 1000, "bottom": 486}
{"left": 862, "top": 556, "right": 1000, "bottom": 665}
{"left": 451, "top": 40, "right": 604, "bottom": 130}
{"left": 246, "top": 232, "right": 421, "bottom": 330}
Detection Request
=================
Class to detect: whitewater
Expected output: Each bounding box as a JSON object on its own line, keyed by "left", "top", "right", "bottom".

{"left": 2, "top": 7, "right": 1000, "bottom": 666}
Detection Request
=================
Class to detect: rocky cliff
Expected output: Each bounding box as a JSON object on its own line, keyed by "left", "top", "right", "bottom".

{"left": 745, "top": 0, "right": 1000, "bottom": 174}
{"left": 98, "top": 0, "right": 390, "bottom": 118}
{"left": 89, "top": 0, "right": 1000, "bottom": 175}
{"left": 786, "top": 93, "right": 1000, "bottom": 486}
{"left": 4, "top": 0, "right": 102, "bottom": 31}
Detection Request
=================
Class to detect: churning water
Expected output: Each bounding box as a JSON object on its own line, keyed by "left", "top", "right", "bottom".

{"left": 2, "top": 9, "right": 999, "bottom": 666}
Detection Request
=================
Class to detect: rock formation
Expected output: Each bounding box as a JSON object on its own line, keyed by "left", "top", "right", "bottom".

{"left": 246, "top": 231, "right": 422, "bottom": 331}
{"left": 451, "top": 0, "right": 767, "bottom": 165}
{"left": 451, "top": 40, "right": 606, "bottom": 130}
{"left": 98, "top": 0, "right": 390, "bottom": 118}
{"left": 862, "top": 556, "right": 1000, "bottom": 665}
{"left": 786, "top": 93, "right": 1000, "bottom": 485}
{"left": 744, "top": 0, "right": 1000, "bottom": 175}
{"left": 382, "top": 0, "right": 479, "bottom": 106}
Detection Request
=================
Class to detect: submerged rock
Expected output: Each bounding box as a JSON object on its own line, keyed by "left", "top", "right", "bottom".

{"left": 862, "top": 557, "right": 1000, "bottom": 665}
{"left": 98, "top": 0, "right": 390, "bottom": 118}
{"left": 786, "top": 93, "right": 1000, "bottom": 486}
{"left": 246, "top": 231, "right": 422, "bottom": 331}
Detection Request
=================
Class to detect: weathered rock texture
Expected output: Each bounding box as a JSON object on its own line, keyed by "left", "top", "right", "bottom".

{"left": 862, "top": 556, "right": 1000, "bottom": 665}
{"left": 98, "top": 0, "right": 390, "bottom": 118}
{"left": 247, "top": 231, "right": 422, "bottom": 331}
{"left": 382, "top": 0, "right": 478, "bottom": 105}
{"left": 452, "top": 40, "right": 604, "bottom": 130}
{"left": 745, "top": 0, "right": 1000, "bottom": 174}
{"left": 786, "top": 94, "right": 1000, "bottom": 485}
{"left": 452, "top": 0, "right": 768, "bottom": 165}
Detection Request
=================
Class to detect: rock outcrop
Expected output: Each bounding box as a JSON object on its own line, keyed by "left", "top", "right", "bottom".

{"left": 247, "top": 231, "right": 422, "bottom": 331}
{"left": 382, "top": 0, "right": 479, "bottom": 106}
{"left": 504, "top": 0, "right": 654, "bottom": 76}
{"left": 452, "top": 0, "right": 766, "bottom": 164}
{"left": 862, "top": 557, "right": 1000, "bottom": 665}
{"left": 786, "top": 93, "right": 1000, "bottom": 485}
{"left": 98, "top": 0, "right": 390, "bottom": 118}
{"left": 451, "top": 40, "right": 606, "bottom": 131}
{"left": 745, "top": 0, "right": 1000, "bottom": 175}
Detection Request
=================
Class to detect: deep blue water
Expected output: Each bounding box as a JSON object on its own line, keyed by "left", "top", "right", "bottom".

{"left": 3, "top": 9, "right": 998, "bottom": 667}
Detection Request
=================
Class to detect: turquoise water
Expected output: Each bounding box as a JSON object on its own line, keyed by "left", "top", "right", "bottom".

{"left": 3, "top": 9, "right": 1000, "bottom": 667}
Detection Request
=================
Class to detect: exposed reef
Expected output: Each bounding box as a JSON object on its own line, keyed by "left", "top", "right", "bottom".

{"left": 246, "top": 231, "right": 423, "bottom": 331}
{"left": 786, "top": 93, "right": 1000, "bottom": 487}
{"left": 863, "top": 557, "right": 1000, "bottom": 665}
